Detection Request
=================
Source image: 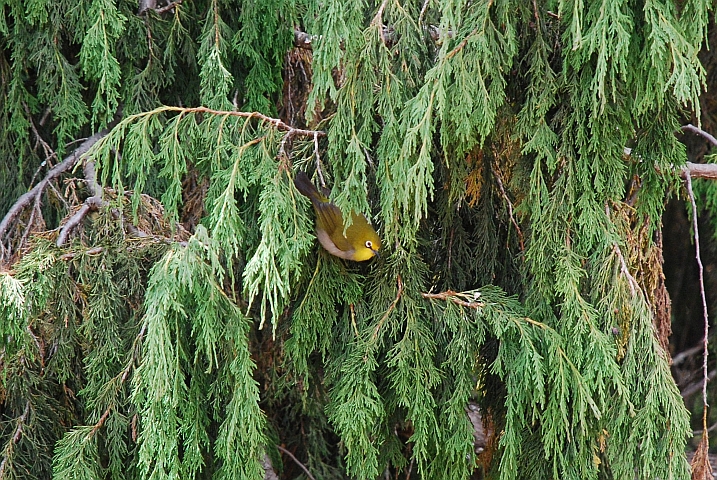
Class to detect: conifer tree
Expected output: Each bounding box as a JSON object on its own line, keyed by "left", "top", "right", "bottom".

{"left": 0, "top": 1, "right": 715, "bottom": 479}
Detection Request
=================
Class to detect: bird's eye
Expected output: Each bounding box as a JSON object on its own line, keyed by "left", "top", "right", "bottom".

{"left": 365, "top": 240, "right": 373, "bottom": 249}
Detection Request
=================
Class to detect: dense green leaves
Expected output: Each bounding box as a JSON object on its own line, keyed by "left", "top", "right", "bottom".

{"left": 1, "top": 0, "right": 712, "bottom": 479}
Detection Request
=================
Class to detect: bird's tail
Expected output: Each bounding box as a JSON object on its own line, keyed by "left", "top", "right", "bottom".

{"left": 294, "top": 171, "right": 328, "bottom": 204}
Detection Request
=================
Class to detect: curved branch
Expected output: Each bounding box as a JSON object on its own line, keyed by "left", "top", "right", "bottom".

{"left": 681, "top": 124, "right": 717, "bottom": 147}
{"left": 0, "top": 129, "right": 110, "bottom": 258}
{"left": 56, "top": 160, "right": 107, "bottom": 247}
{"left": 276, "top": 445, "right": 316, "bottom": 480}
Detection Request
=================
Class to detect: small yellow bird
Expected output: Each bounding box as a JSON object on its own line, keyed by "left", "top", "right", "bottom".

{"left": 294, "top": 171, "right": 381, "bottom": 261}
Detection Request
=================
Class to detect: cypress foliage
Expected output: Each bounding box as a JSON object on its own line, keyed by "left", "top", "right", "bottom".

{"left": 0, "top": 1, "right": 713, "bottom": 479}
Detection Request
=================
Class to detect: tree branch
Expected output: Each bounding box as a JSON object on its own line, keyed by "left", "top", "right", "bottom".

{"left": 0, "top": 400, "right": 31, "bottom": 478}
{"left": 276, "top": 445, "right": 316, "bottom": 480}
{"left": 129, "top": 106, "right": 325, "bottom": 138}
{"left": 56, "top": 158, "right": 121, "bottom": 247}
{"left": 684, "top": 169, "right": 711, "bottom": 434}
{"left": 421, "top": 290, "right": 484, "bottom": 309}
{"left": 155, "top": 0, "right": 182, "bottom": 14}
{"left": 492, "top": 165, "right": 524, "bottom": 251}
{"left": 0, "top": 129, "right": 110, "bottom": 260}
{"left": 681, "top": 162, "right": 717, "bottom": 180}
{"left": 372, "top": 275, "right": 403, "bottom": 341}
{"left": 681, "top": 124, "right": 717, "bottom": 147}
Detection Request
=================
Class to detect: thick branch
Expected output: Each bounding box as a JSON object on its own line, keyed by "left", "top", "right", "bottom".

{"left": 56, "top": 160, "right": 107, "bottom": 247}
{"left": 56, "top": 197, "right": 106, "bottom": 247}
{"left": 681, "top": 124, "right": 717, "bottom": 147}
{"left": 0, "top": 129, "right": 110, "bottom": 255}
{"left": 681, "top": 162, "right": 717, "bottom": 180}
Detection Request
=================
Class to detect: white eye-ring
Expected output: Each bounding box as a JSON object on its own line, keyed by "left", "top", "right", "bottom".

{"left": 365, "top": 240, "right": 373, "bottom": 249}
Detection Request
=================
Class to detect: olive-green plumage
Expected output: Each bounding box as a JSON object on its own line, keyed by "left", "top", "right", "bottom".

{"left": 294, "top": 172, "right": 381, "bottom": 261}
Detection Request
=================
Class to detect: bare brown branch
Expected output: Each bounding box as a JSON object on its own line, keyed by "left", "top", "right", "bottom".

{"left": 684, "top": 170, "right": 711, "bottom": 438}
{"left": 681, "top": 124, "right": 717, "bottom": 147}
{"left": 0, "top": 129, "right": 110, "bottom": 260}
{"left": 422, "top": 290, "right": 484, "bottom": 309}
{"left": 276, "top": 445, "right": 316, "bottom": 480}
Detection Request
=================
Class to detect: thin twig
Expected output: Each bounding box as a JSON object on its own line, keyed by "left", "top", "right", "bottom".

{"left": 0, "top": 400, "right": 31, "bottom": 478}
{"left": 24, "top": 102, "right": 56, "bottom": 163}
{"left": 372, "top": 275, "right": 403, "bottom": 341}
{"left": 313, "top": 132, "right": 326, "bottom": 189}
{"left": 12, "top": 402, "right": 30, "bottom": 443}
{"left": 88, "top": 322, "right": 148, "bottom": 438}
{"left": 531, "top": 0, "right": 541, "bottom": 25}
{"left": 19, "top": 193, "right": 43, "bottom": 249}
{"left": 446, "top": 28, "right": 478, "bottom": 60}
{"left": 421, "top": 290, "right": 484, "bottom": 309}
{"left": 684, "top": 170, "right": 711, "bottom": 431}
{"left": 492, "top": 166, "right": 524, "bottom": 251}
{"left": 278, "top": 128, "right": 295, "bottom": 161}
{"left": 613, "top": 243, "right": 640, "bottom": 296}
{"left": 693, "top": 421, "right": 717, "bottom": 436}
{"left": 405, "top": 457, "right": 414, "bottom": 480}
{"left": 350, "top": 303, "right": 359, "bottom": 337}
{"left": 89, "top": 408, "right": 111, "bottom": 436}
{"left": 276, "top": 445, "right": 316, "bottom": 480}
{"left": 681, "top": 124, "right": 717, "bottom": 147}
{"left": 605, "top": 204, "right": 641, "bottom": 298}
{"left": 418, "top": 0, "right": 431, "bottom": 26}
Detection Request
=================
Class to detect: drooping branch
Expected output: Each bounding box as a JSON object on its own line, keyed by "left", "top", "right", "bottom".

{"left": 0, "top": 400, "right": 31, "bottom": 478}
{"left": 125, "top": 106, "right": 326, "bottom": 138}
{"left": 492, "top": 165, "right": 524, "bottom": 251}
{"left": 372, "top": 275, "right": 403, "bottom": 341}
{"left": 88, "top": 321, "right": 147, "bottom": 439}
{"left": 421, "top": 290, "right": 484, "bottom": 309}
{"left": 683, "top": 170, "right": 711, "bottom": 432}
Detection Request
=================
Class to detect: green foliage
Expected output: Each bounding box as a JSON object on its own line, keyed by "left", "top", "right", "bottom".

{"left": 1, "top": 0, "right": 713, "bottom": 479}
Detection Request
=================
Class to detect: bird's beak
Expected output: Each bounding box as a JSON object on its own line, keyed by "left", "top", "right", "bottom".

{"left": 371, "top": 248, "right": 380, "bottom": 258}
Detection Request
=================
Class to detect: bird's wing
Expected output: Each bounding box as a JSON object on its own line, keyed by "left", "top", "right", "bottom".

{"left": 314, "top": 202, "right": 354, "bottom": 252}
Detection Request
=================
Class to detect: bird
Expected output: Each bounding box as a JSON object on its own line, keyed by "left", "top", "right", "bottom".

{"left": 294, "top": 171, "right": 381, "bottom": 261}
